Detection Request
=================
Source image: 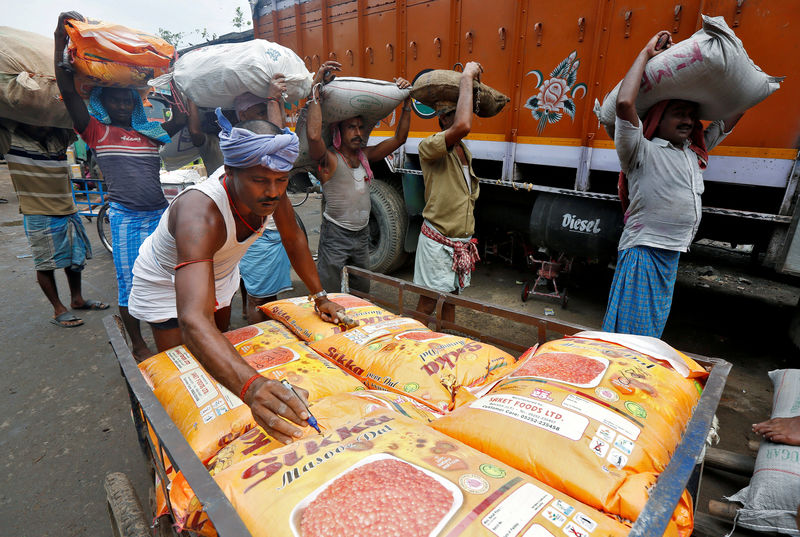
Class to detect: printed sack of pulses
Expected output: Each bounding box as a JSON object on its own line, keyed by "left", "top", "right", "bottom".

{"left": 260, "top": 293, "right": 407, "bottom": 342}
{"left": 139, "top": 320, "right": 298, "bottom": 387}
{"left": 142, "top": 341, "right": 364, "bottom": 463}
{"left": 171, "top": 400, "right": 630, "bottom": 537}
{"left": 432, "top": 332, "right": 709, "bottom": 536}
{"left": 169, "top": 391, "right": 440, "bottom": 535}
{"left": 594, "top": 15, "right": 781, "bottom": 138}
{"left": 308, "top": 317, "right": 519, "bottom": 412}
{"left": 63, "top": 18, "right": 175, "bottom": 95}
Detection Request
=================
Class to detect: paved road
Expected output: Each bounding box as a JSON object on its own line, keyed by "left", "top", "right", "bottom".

{"left": 1, "top": 164, "right": 797, "bottom": 535}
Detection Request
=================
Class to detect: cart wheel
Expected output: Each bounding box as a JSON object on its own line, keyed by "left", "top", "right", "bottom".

{"left": 105, "top": 472, "right": 150, "bottom": 537}
{"left": 561, "top": 290, "right": 569, "bottom": 309}
{"left": 521, "top": 282, "right": 530, "bottom": 302}
{"left": 97, "top": 202, "right": 113, "bottom": 254}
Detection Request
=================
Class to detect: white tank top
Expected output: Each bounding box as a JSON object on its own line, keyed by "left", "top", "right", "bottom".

{"left": 322, "top": 152, "right": 371, "bottom": 231}
{"left": 128, "top": 175, "right": 266, "bottom": 322}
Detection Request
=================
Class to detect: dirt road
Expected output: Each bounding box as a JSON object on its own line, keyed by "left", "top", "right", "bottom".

{"left": 0, "top": 164, "right": 796, "bottom": 535}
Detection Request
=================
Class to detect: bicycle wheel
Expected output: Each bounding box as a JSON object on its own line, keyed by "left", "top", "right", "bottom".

{"left": 97, "top": 202, "right": 113, "bottom": 254}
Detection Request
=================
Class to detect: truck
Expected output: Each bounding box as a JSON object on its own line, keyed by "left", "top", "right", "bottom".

{"left": 248, "top": 0, "right": 800, "bottom": 281}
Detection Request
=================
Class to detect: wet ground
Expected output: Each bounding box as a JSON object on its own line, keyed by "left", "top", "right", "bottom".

{"left": 0, "top": 164, "right": 796, "bottom": 535}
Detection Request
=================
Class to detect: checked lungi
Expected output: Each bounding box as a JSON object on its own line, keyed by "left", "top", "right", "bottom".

{"left": 108, "top": 202, "right": 165, "bottom": 307}
{"left": 23, "top": 213, "right": 92, "bottom": 271}
{"left": 601, "top": 245, "right": 680, "bottom": 338}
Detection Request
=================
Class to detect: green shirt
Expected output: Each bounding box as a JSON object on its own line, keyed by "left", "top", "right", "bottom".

{"left": 418, "top": 131, "right": 480, "bottom": 238}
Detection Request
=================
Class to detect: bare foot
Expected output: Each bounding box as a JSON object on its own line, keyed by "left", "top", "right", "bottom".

{"left": 752, "top": 416, "right": 800, "bottom": 446}
{"left": 132, "top": 344, "right": 154, "bottom": 364}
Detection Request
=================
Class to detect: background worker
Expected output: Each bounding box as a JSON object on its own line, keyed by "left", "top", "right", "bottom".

{"left": 601, "top": 31, "right": 743, "bottom": 338}
{"left": 54, "top": 11, "right": 187, "bottom": 359}
{"left": 128, "top": 114, "right": 343, "bottom": 441}
{"left": 414, "top": 61, "right": 483, "bottom": 323}
{"left": 306, "top": 61, "right": 412, "bottom": 293}
{"left": 0, "top": 120, "right": 108, "bottom": 327}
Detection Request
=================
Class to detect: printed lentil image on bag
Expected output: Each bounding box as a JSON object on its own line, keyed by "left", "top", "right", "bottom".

{"left": 432, "top": 335, "right": 708, "bottom": 537}
{"left": 170, "top": 405, "right": 631, "bottom": 537}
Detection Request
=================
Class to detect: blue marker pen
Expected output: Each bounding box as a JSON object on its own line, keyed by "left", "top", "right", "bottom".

{"left": 281, "top": 379, "right": 321, "bottom": 433}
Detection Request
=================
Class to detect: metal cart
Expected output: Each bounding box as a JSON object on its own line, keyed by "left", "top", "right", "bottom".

{"left": 105, "top": 266, "right": 731, "bottom": 537}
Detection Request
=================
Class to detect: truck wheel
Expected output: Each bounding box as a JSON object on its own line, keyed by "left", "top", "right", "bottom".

{"left": 105, "top": 472, "right": 151, "bottom": 537}
{"left": 369, "top": 180, "right": 408, "bottom": 273}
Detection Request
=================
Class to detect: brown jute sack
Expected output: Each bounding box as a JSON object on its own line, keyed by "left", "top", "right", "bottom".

{"left": 410, "top": 70, "right": 509, "bottom": 118}
{"left": 0, "top": 27, "right": 73, "bottom": 128}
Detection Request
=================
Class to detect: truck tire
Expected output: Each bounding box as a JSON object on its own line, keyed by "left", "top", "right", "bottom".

{"left": 369, "top": 180, "right": 408, "bottom": 273}
{"left": 105, "top": 472, "right": 151, "bottom": 537}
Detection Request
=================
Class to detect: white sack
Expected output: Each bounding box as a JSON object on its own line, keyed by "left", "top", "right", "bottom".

{"left": 151, "top": 39, "right": 312, "bottom": 109}
{"left": 294, "top": 77, "right": 410, "bottom": 171}
{"left": 594, "top": 15, "right": 782, "bottom": 138}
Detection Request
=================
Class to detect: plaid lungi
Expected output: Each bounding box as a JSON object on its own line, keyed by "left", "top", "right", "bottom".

{"left": 108, "top": 202, "right": 165, "bottom": 306}
{"left": 601, "top": 245, "right": 680, "bottom": 338}
{"left": 23, "top": 213, "right": 92, "bottom": 271}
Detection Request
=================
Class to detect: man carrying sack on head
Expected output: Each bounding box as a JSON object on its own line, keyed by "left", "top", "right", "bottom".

{"left": 414, "top": 62, "right": 483, "bottom": 323}
{"left": 127, "top": 111, "right": 344, "bottom": 443}
{"left": 306, "top": 61, "right": 412, "bottom": 294}
{"left": 601, "top": 31, "right": 744, "bottom": 337}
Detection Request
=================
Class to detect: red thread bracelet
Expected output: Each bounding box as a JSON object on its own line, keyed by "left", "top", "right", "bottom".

{"left": 174, "top": 258, "right": 213, "bottom": 271}
{"left": 239, "top": 373, "right": 262, "bottom": 401}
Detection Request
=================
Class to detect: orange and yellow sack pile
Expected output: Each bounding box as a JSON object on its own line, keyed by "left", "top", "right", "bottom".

{"left": 64, "top": 17, "right": 174, "bottom": 94}
{"left": 432, "top": 335, "right": 708, "bottom": 536}
{"left": 309, "top": 317, "right": 520, "bottom": 412}
{"left": 260, "top": 293, "right": 402, "bottom": 341}
{"left": 138, "top": 340, "right": 363, "bottom": 463}
{"left": 168, "top": 397, "right": 631, "bottom": 537}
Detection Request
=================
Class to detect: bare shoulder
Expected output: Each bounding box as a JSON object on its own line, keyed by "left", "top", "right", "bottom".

{"left": 169, "top": 189, "right": 225, "bottom": 240}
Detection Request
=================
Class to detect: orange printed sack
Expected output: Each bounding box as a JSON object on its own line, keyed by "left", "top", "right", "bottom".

{"left": 146, "top": 341, "right": 364, "bottom": 463}
{"left": 139, "top": 321, "right": 298, "bottom": 387}
{"left": 170, "top": 404, "right": 630, "bottom": 537}
{"left": 64, "top": 18, "right": 175, "bottom": 93}
{"left": 260, "top": 293, "right": 400, "bottom": 342}
{"left": 309, "top": 318, "right": 519, "bottom": 413}
{"left": 432, "top": 335, "right": 708, "bottom": 536}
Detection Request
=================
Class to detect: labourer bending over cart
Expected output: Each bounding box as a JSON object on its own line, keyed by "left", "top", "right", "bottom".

{"left": 127, "top": 112, "right": 344, "bottom": 443}
{"left": 306, "top": 61, "right": 412, "bottom": 293}
{"left": 414, "top": 62, "right": 483, "bottom": 323}
{"left": 601, "top": 31, "right": 743, "bottom": 338}
{"left": 54, "top": 11, "right": 187, "bottom": 359}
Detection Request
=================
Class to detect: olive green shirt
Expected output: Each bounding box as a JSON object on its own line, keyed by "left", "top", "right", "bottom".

{"left": 419, "top": 131, "right": 480, "bottom": 238}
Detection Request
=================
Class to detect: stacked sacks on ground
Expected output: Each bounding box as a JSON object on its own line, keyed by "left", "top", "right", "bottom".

{"left": 432, "top": 333, "right": 709, "bottom": 536}
{"left": 167, "top": 393, "right": 631, "bottom": 537}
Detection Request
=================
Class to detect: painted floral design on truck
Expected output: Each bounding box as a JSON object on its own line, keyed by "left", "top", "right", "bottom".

{"left": 525, "top": 50, "right": 588, "bottom": 134}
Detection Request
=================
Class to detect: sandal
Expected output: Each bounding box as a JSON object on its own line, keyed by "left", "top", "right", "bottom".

{"left": 73, "top": 299, "right": 110, "bottom": 310}
{"left": 51, "top": 312, "right": 84, "bottom": 328}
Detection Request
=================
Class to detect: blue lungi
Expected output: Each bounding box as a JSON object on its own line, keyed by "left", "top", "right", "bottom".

{"left": 108, "top": 202, "right": 165, "bottom": 307}
{"left": 239, "top": 228, "right": 293, "bottom": 298}
{"left": 23, "top": 213, "right": 92, "bottom": 271}
{"left": 601, "top": 245, "right": 680, "bottom": 338}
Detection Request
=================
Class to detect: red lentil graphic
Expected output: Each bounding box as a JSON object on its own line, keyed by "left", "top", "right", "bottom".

{"left": 515, "top": 352, "right": 607, "bottom": 385}
{"left": 398, "top": 331, "right": 447, "bottom": 342}
{"left": 223, "top": 325, "right": 261, "bottom": 346}
{"left": 300, "top": 458, "right": 452, "bottom": 537}
{"left": 243, "top": 347, "right": 296, "bottom": 371}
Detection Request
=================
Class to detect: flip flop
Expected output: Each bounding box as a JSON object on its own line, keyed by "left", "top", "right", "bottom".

{"left": 73, "top": 299, "right": 110, "bottom": 311}
{"left": 51, "top": 312, "right": 84, "bottom": 328}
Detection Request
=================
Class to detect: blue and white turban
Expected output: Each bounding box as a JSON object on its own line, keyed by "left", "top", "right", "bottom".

{"left": 88, "top": 87, "right": 171, "bottom": 144}
{"left": 216, "top": 108, "right": 299, "bottom": 172}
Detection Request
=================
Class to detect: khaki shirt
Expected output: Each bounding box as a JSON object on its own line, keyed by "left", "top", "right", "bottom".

{"left": 419, "top": 131, "right": 480, "bottom": 238}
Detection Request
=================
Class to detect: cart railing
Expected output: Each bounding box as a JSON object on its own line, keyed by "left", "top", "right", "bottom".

{"left": 104, "top": 315, "right": 253, "bottom": 536}
{"left": 72, "top": 177, "right": 107, "bottom": 218}
{"left": 106, "top": 267, "right": 731, "bottom": 537}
